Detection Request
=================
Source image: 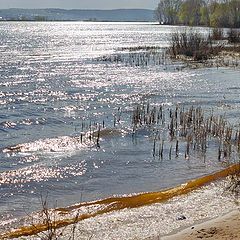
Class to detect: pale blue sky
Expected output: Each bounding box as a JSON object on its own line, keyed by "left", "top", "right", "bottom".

{"left": 0, "top": 0, "right": 159, "bottom": 9}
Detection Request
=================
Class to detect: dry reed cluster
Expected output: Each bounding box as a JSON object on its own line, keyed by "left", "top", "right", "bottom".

{"left": 132, "top": 103, "right": 240, "bottom": 162}
{"left": 95, "top": 48, "right": 168, "bottom": 67}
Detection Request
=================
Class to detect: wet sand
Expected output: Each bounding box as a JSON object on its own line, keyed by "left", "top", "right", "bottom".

{"left": 162, "top": 210, "right": 240, "bottom": 240}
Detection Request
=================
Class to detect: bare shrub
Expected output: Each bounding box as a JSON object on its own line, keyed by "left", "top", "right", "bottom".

{"left": 210, "top": 28, "right": 224, "bottom": 41}
{"left": 227, "top": 28, "right": 240, "bottom": 44}
{"left": 168, "top": 31, "right": 217, "bottom": 61}
{"left": 28, "top": 195, "right": 80, "bottom": 240}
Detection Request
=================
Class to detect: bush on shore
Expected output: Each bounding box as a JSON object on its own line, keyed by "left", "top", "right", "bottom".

{"left": 210, "top": 28, "right": 225, "bottom": 41}
{"left": 169, "top": 29, "right": 240, "bottom": 61}
{"left": 168, "top": 31, "right": 220, "bottom": 61}
{"left": 227, "top": 29, "right": 240, "bottom": 44}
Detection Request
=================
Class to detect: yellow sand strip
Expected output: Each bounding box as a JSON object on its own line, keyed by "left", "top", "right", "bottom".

{"left": 1, "top": 163, "right": 239, "bottom": 239}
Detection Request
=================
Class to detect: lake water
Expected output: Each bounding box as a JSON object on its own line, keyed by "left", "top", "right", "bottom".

{"left": 0, "top": 22, "right": 240, "bottom": 230}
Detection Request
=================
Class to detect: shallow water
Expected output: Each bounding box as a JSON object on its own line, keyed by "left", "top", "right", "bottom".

{"left": 0, "top": 22, "right": 240, "bottom": 228}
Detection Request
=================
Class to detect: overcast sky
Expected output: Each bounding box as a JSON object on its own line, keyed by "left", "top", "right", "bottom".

{"left": 0, "top": 0, "right": 158, "bottom": 10}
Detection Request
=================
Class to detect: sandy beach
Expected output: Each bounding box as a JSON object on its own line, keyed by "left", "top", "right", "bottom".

{"left": 1, "top": 177, "right": 238, "bottom": 240}
{"left": 163, "top": 210, "right": 240, "bottom": 240}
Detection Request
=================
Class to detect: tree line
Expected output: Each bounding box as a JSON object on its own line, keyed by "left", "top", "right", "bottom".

{"left": 155, "top": 0, "right": 240, "bottom": 28}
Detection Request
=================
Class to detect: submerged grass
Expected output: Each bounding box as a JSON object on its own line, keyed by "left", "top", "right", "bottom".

{"left": 93, "top": 29, "right": 239, "bottom": 69}
{"left": 132, "top": 103, "right": 240, "bottom": 163}
{"left": 95, "top": 50, "right": 168, "bottom": 67}
{"left": 119, "top": 46, "right": 161, "bottom": 52}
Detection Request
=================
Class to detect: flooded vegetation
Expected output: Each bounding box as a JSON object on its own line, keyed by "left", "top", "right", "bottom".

{"left": 95, "top": 47, "right": 169, "bottom": 67}
{"left": 0, "top": 22, "right": 240, "bottom": 237}
{"left": 168, "top": 29, "right": 240, "bottom": 66}
{"left": 132, "top": 104, "right": 240, "bottom": 163}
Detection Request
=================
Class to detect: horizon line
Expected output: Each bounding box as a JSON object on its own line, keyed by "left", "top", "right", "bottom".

{"left": 0, "top": 7, "right": 155, "bottom": 11}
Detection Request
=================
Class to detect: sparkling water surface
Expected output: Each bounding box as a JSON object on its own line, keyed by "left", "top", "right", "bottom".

{"left": 0, "top": 22, "right": 240, "bottom": 226}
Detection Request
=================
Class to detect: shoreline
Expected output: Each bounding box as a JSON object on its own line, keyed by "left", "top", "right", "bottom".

{"left": 2, "top": 177, "right": 239, "bottom": 239}
{"left": 173, "top": 50, "right": 240, "bottom": 70}
{"left": 162, "top": 210, "right": 240, "bottom": 240}
{"left": 1, "top": 164, "right": 240, "bottom": 239}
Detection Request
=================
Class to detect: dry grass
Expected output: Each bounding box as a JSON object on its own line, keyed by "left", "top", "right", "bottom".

{"left": 226, "top": 173, "right": 240, "bottom": 199}
{"left": 27, "top": 195, "right": 81, "bottom": 240}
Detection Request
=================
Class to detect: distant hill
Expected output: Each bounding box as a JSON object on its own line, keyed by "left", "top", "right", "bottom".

{"left": 0, "top": 8, "right": 155, "bottom": 22}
